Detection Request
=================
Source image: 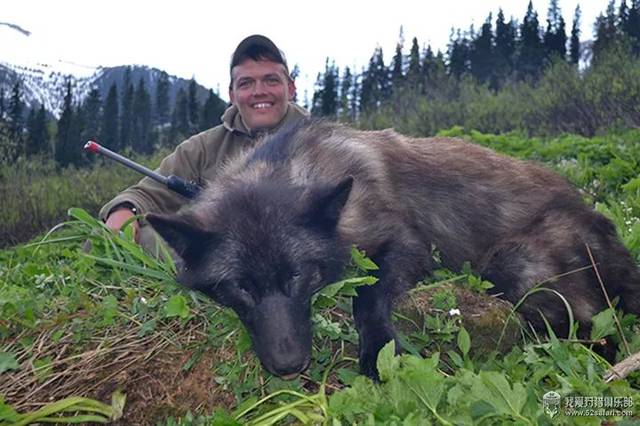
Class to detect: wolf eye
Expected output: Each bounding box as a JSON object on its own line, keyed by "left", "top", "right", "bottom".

{"left": 230, "top": 283, "right": 256, "bottom": 306}
{"left": 287, "top": 264, "right": 322, "bottom": 296}
{"left": 209, "top": 280, "right": 255, "bottom": 309}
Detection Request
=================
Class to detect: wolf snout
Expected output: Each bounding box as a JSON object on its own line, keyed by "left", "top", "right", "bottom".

{"left": 269, "top": 349, "right": 311, "bottom": 379}
{"left": 250, "top": 295, "right": 313, "bottom": 378}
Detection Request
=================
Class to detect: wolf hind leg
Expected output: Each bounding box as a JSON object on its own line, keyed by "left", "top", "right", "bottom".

{"left": 481, "top": 236, "right": 608, "bottom": 341}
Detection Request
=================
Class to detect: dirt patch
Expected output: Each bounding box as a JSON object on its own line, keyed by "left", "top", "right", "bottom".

{"left": 95, "top": 347, "right": 236, "bottom": 425}
{"left": 395, "top": 284, "right": 522, "bottom": 355}
{"left": 1, "top": 320, "right": 239, "bottom": 425}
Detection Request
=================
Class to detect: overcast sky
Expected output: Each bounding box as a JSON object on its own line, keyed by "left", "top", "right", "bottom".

{"left": 2, "top": 0, "right": 604, "bottom": 102}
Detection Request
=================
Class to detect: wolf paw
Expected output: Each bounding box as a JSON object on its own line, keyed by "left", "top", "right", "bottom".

{"left": 358, "top": 327, "right": 398, "bottom": 381}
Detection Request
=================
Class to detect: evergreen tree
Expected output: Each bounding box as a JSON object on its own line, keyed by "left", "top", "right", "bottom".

{"left": 8, "top": 80, "right": 24, "bottom": 150}
{"left": 81, "top": 88, "right": 102, "bottom": 144}
{"left": 517, "top": 1, "right": 544, "bottom": 79}
{"left": 132, "top": 78, "right": 153, "bottom": 154}
{"left": 154, "top": 71, "right": 171, "bottom": 126}
{"left": 199, "top": 89, "right": 226, "bottom": 131}
{"left": 290, "top": 65, "right": 300, "bottom": 103}
{"left": 495, "top": 9, "right": 517, "bottom": 84}
{"left": 119, "top": 68, "right": 134, "bottom": 149}
{"left": 311, "top": 71, "right": 324, "bottom": 115}
{"left": 349, "top": 71, "right": 359, "bottom": 121}
{"left": 570, "top": 4, "right": 582, "bottom": 65}
{"left": 359, "top": 47, "right": 388, "bottom": 112}
{"left": 55, "top": 80, "right": 81, "bottom": 167}
{"left": 101, "top": 83, "right": 119, "bottom": 150}
{"left": 448, "top": 29, "right": 471, "bottom": 78}
{"left": 373, "top": 47, "right": 391, "bottom": 102}
{"left": 339, "top": 66, "right": 353, "bottom": 121}
{"left": 619, "top": 0, "right": 630, "bottom": 33}
{"left": 0, "top": 87, "right": 5, "bottom": 121}
{"left": 171, "top": 88, "right": 189, "bottom": 139}
{"left": 624, "top": 0, "right": 640, "bottom": 55}
{"left": 421, "top": 45, "right": 436, "bottom": 92}
{"left": 322, "top": 60, "right": 339, "bottom": 117}
{"left": 470, "top": 14, "right": 494, "bottom": 84}
{"left": 311, "top": 59, "right": 339, "bottom": 117}
{"left": 25, "top": 105, "right": 49, "bottom": 157}
{"left": 25, "top": 108, "right": 37, "bottom": 157}
{"left": 187, "top": 79, "right": 200, "bottom": 133}
{"left": 35, "top": 104, "right": 51, "bottom": 156}
{"left": 593, "top": 0, "right": 619, "bottom": 62}
{"left": 359, "top": 60, "right": 375, "bottom": 113}
{"left": 543, "top": 0, "right": 568, "bottom": 62}
{"left": 73, "top": 104, "right": 85, "bottom": 164}
{"left": 431, "top": 50, "right": 450, "bottom": 98}
{"left": 407, "top": 37, "right": 422, "bottom": 88}
{"left": 390, "top": 27, "right": 405, "bottom": 92}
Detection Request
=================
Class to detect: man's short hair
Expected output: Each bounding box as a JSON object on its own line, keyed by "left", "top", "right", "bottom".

{"left": 230, "top": 35, "right": 290, "bottom": 84}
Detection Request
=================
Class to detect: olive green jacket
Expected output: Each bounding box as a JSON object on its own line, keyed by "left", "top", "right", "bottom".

{"left": 99, "top": 102, "right": 309, "bottom": 221}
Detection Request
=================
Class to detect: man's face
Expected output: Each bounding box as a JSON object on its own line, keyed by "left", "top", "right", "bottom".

{"left": 229, "top": 59, "right": 296, "bottom": 132}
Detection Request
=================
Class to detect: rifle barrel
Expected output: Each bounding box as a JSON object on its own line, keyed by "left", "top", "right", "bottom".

{"left": 83, "top": 141, "right": 168, "bottom": 186}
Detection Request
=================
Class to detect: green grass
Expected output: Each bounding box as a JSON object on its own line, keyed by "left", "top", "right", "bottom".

{"left": 2, "top": 129, "right": 640, "bottom": 425}
{"left": 0, "top": 149, "right": 171, "bottom": 248}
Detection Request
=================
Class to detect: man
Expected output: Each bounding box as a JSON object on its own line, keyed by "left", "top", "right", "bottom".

{"left": 99, "top": 35, "right": 309, "bottom": 248}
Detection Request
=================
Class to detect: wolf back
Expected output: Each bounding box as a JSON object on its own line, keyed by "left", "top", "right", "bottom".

{"left": 147, "top": 119, "right": 640, "bottom": 378}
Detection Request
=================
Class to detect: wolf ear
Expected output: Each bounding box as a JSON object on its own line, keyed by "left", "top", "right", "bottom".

{"left": 301, "top": 176, "right": 354, "bottom": 230}
{"left": 146, "top": 213, "right": 213, "bottom": 261}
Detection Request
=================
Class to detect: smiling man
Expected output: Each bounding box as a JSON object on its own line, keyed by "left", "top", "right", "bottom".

{"left": 100, "top": 35, "right": 308, "bottom": 248}
{"left": 229, "top": 35, "right": 298, "bottom": 132}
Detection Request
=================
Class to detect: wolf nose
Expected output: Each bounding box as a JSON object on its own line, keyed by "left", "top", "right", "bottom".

{"left": 279, "top": 372, "right": 301, "bottom": 381}
{"left": 272, "top": 357, "right": 311, "bottom": 379}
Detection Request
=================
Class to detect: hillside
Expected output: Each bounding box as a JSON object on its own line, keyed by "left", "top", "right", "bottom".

{"left": 0, "top": 62, "right": 220, "bottom": 119}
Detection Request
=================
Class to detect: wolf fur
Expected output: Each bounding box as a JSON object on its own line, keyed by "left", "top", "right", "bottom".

{"left": 147, "top": 120, "right": 640, "bottom": 378}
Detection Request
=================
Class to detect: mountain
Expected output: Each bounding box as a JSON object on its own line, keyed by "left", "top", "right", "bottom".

{"left": 0, "top": 61, "right": 224, "bottom": 119}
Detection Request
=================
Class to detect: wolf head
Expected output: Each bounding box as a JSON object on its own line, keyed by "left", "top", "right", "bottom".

{"left": 147, "top": 177, "right": 353, "bottom": 377}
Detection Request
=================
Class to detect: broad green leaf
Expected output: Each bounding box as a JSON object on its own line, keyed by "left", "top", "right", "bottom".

{"left": 0, "top": 352, "right": 19, "bottom": 374}
{"left": 447, "top": 350, "right": 464, "bottom": 368}
{"left": 312, "top": 294, "right": 337, "bottom": 309}
{"left": 351, "top": 246, "right": 379, "bottom": 271}
{"left": 457, "top": 327, "right": 471, "bottom": 357}
{"left": 376, "top": 340, "right": 399, "bottom": 382}
{"left": 164, "top": 294, "right": 190, "bottom": 319}
{"left": 0, "top": 397, "right": 20, "bottom": 423}
{"left": 590, "top": 308, "right": 617, "bottom": 340}
{"left": 320, "top": 276, "right": 378, "bottom": 299}
{"left": 100, "top": 295, "right": 119, "bottom": 326}
{"left": 472, "top": 371, "right": 527, "bottom": 419}
{"left": 33, "top": 357, "right": 53, "bottom": 383}
{"left": 336, "top": 368, "right": 360, "bottom": 386}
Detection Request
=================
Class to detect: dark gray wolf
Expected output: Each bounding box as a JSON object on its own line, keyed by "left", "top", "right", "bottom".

{"left": 147, "top": 120, "right": 640, "bottom": 379}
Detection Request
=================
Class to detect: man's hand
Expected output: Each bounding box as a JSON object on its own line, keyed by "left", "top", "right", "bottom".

{"left": 105, "top": 207, "right": 140, "bottom": 242}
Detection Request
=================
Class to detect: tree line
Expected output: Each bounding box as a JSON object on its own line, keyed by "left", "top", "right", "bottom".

{"left": 0, "top": 68, "right": 226, "bottom": 167}
{"left": 311, "top": 0, "right": 640, "bottom": 120}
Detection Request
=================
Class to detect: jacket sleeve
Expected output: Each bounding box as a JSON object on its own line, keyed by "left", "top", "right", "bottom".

{"left": 98, "top": 132, "right": 209, "bottom": 221}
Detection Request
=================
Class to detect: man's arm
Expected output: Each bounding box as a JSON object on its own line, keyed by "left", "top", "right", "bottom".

{"left": 104, "top": 203, "right": 140, "bottom": 240}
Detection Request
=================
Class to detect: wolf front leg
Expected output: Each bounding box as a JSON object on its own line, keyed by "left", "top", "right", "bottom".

{"left": 353, "top": 237, "right": 431, "bottom": 380}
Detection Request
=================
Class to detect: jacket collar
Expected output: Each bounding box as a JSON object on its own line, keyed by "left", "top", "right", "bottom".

{"left": 221, "top": 102, "right": 309, "bottom": 137}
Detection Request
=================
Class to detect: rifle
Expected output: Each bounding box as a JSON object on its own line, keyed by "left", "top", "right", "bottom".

{"left": 83, "top": 141, "right": 202, "bottom": 199}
